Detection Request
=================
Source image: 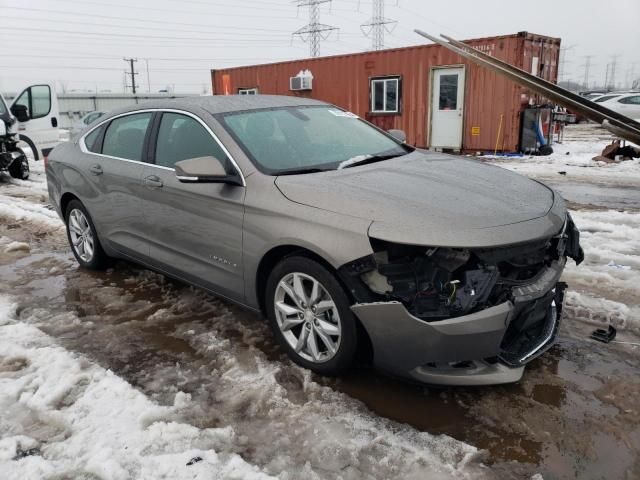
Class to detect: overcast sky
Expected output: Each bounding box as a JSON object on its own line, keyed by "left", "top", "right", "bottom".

{"left": 1, "top": 0, "right": 638, "bottom": 94}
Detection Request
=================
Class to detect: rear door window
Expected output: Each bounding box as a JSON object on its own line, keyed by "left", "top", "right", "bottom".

{"left": 102, "top": 113, "right": 152, "bottom": 161}
{"left": 154, "top": 112, "right": 229, "bottom": 170}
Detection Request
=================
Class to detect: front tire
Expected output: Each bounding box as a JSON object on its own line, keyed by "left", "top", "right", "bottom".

{"left": 8, "top": 154, "right": 29, "bottom": 180}
{"left": 65, "top": 199, "right": 109, "bottom": 270}
{"left": 265, "top": 256, "right": 358, "bottom": 375}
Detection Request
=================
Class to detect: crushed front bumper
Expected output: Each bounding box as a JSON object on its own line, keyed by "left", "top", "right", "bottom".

{"left": 351, "top": 260, "right": 566, "bottom": 386}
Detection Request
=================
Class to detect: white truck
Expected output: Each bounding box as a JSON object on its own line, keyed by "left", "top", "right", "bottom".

{"left": 0, "top": 84, "right": 60, "bottom": 180}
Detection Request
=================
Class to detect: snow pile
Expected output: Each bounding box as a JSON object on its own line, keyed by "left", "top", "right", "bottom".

{"left": 562, "top": 209, "right": 640, "bottom": 335}
{"left": 483, "top": 139, "right": 640, "bottom": 186}
{"left": 0, "top": 295, "right": 274, "bottom": 480}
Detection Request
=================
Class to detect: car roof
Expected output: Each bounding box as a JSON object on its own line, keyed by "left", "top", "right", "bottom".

{"left": 106, "top": 95, "right": 329, "bottom": 118}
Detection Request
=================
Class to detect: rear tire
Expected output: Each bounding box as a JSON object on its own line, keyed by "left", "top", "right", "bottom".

{"left": 8, "top": 154, "right": 29, "bottom": 180}
{"left": 65, "top": 199, "right": 109, "bottom": 270}
{"left": 265, "top": 255, "right": 358, "bottom": 375}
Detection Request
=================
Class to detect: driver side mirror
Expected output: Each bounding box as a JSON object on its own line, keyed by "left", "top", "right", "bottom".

{"left": 175, "top": 156, "right": 242, "bottom": 186}
{"left": 11, "top": 104, "right": 30, "bottom": 122}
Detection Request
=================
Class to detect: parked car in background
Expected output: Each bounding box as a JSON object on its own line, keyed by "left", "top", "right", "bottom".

{"left": 70, "top": 111, "right": 106, "bottom": 136}
{"left": 46, "top": 96, "right": 583, "bottom": 386}
{"left": 596, "top": 93, "right": 640, "bottom": 120}
{"left": 594, "top": 94, "right": 622, "bottom": 103}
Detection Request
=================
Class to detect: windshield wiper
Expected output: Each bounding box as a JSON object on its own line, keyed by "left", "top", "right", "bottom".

{"left": 276, "top": 167, "right": 330, "bottom": 176}
{"left": 339, "top": 152, "right": 406, "bottom": 169}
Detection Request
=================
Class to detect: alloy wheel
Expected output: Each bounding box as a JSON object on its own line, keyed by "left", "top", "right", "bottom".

{"left": 274, "top": 272, "right": 341, "bottom": 363}
{"left": 68, "top": 208, "right": 95, "bottom": 262}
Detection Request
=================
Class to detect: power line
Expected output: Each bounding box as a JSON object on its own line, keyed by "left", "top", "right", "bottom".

{"left": 360, "top": 0, "right": 396, "bottom": 51}
{"left": 0, "top": 26, "right": 300, "bottom": 44}
{"left": 2, "top": 6, "right": 296, "bottom": 33}
{"left": 293, "top": 0, "right": 339, "bottom": 57}
{"left": 0, "top": 16, "right": 294, "bottom": 39}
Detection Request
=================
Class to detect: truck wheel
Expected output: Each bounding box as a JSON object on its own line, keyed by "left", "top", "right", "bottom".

{"left": 65, "top": 199, "right": 109, "bottom": 270}
{"left": 8, "top": 154, "right": 29, "bottom": 180}
{"left": 265, "top": 256, "right": 358, "bottom": 375}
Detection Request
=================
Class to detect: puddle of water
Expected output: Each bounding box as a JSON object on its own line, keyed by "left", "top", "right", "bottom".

{"left": 1, "top": 218, "right": 639, "bottom": 479}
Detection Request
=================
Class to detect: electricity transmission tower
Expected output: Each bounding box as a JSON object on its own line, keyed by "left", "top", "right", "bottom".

{"left": 360, "top": 0, "right": 397, "bottom": 51}
{"left": 605, "top": 54, "right": 620, "bottom": 89}
{"left": 580, "top": 55, "right": 593, "bottom": 89}
{"left": 558, "top": 44, "right": 576, "bottom": 83}
{"left": 123, "top": 57, "right": 139, "bottom": 94}
{"left": 293, "top": 0, "right": 338, "bottom": 57}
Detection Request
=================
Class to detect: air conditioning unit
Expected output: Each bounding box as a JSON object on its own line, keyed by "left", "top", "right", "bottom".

{"left": 290, "top": 76, "right": 312, "bottom": 91}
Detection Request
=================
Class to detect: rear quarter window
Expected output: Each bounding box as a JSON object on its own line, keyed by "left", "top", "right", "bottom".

{"left": 84, "top": 126, "right": 104, "bottom": 153}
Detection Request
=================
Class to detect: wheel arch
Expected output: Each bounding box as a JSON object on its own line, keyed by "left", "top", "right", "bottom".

{"left": 60, "top": 191, "right": 80, "bottom": 217}
{"left": 18, "top": 134, "right": 39, "bottom": 160}
{"left": 255, "top": 244, "right": 374, "bottom": 362}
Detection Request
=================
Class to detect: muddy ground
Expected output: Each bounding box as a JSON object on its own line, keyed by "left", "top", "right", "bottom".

{"left": 1, "top": 164, "right": 639, "bottom": 480}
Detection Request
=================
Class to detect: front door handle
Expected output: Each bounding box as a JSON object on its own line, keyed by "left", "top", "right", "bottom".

{"left": 143, "top": 175, "right": 163, "bottom": 189}
{"left": 89, "top": 164, "right": 103, "bottom": 175}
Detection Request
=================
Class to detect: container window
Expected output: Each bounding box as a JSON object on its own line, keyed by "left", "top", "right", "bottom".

{"left": 438, "top": 74, "right": 458, "bottom": 110}
{"left": 370, "top": 77, "right": 400, "bottom": 114}
{"left": 238, "top": 88, "right": 258, "bottom": 95}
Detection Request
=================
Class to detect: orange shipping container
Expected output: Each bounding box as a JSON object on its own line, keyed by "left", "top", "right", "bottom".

{"left": 211, "top": 31, "right": 560, "bottom": 153}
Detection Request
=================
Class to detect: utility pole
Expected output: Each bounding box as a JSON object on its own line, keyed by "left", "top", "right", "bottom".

{"left": 123, "top": 57, "right": 139, "bottom": 94}
{"left": 293, "top": 0, "right": 338, "bottom": 57}
{"left": 145, "top": 59, "right": 151, "bottom": 93}
{"left": 360, "top": 0, "right": 397, "bottom": 51}
{"left": 580, "top": 55, "right": 593, "bottom": 89}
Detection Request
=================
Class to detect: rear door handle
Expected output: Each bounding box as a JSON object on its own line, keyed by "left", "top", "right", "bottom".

{"left": 89, "top": 164, "right": 103, "bottom": 175}
{"left": 143, "top": 175, "right": 163, "bottom": 188}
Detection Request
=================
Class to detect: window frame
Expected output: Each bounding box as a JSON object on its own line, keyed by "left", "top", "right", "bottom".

{"left": 79, "top": 108, "right": 246, "bottom": 186}
{"left": 369, "top": 76, "right": 401, "bottom": 115}
{"left": 238, "top": 87, "right": 258, "bottom": 95}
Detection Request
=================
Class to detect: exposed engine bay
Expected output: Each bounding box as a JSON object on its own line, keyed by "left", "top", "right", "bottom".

{"left": 340, "top": 214, "right": 584, "bottom": 323}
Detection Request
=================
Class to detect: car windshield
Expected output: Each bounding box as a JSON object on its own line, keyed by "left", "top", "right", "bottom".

{"left": 219, "top": 105, "right": 411, "bottom": 174}
{"left": 0, "top": 95, "right": 7, "bottom": 115}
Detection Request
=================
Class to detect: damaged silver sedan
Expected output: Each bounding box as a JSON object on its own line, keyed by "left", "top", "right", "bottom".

{"left": 46, "top": 95, "right": 583, "bottom": 386}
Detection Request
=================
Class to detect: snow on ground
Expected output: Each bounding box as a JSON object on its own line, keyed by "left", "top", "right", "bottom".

{"left": 562, "top": 209, "right": 640, "bottom": 337}
{"left": 482, "top": 128, "right": 640, "bottom": 187}
{"left": 0, "top": 295, "right": 275, "bottom": 480}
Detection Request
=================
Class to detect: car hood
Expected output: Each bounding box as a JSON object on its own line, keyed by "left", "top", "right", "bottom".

{"left": 275, "top": 150, "right": 565, "bottom": 248}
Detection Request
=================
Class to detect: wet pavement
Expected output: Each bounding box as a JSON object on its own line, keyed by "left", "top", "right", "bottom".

{"left": 1, "top": 206, "right": 639, "bottom": 479}
{"left": 546, "top": 181, "right": 640, "bottom": 211}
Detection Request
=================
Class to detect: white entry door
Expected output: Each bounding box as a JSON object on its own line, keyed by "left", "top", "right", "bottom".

{"left": 430, "top": 67, "right": 465, "bottom": 149}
